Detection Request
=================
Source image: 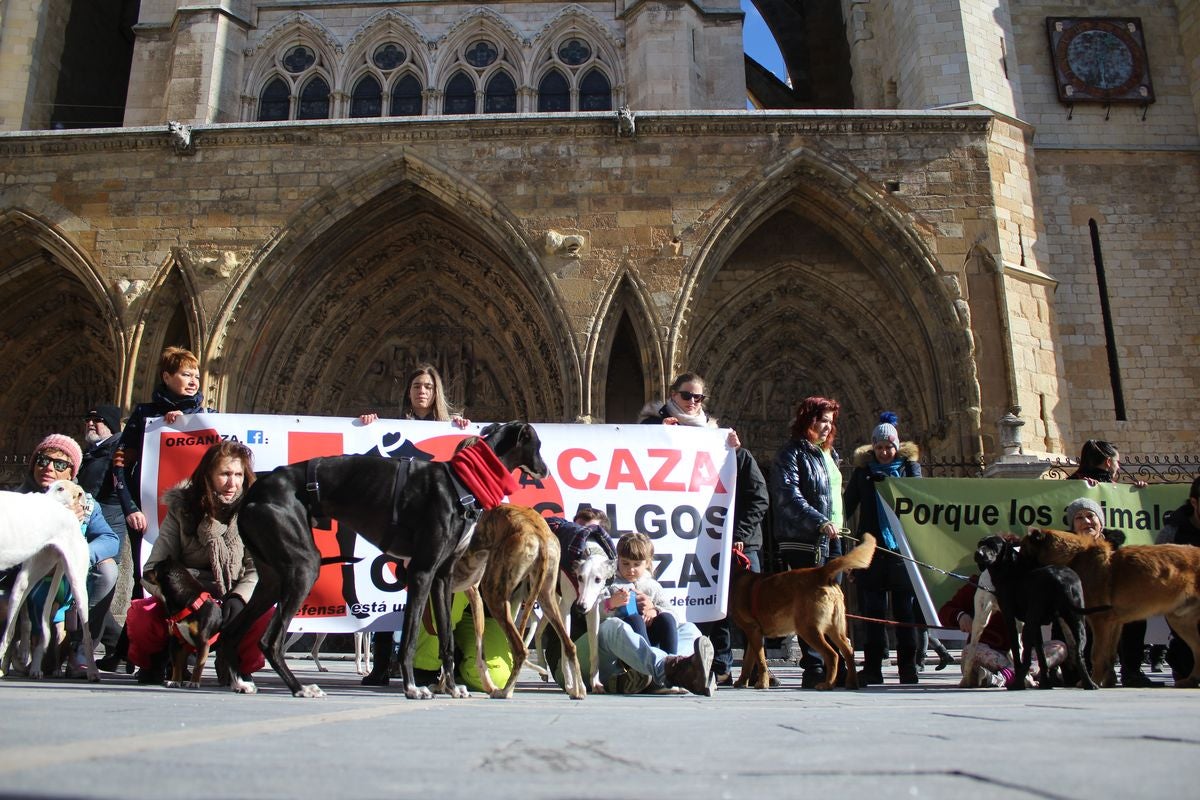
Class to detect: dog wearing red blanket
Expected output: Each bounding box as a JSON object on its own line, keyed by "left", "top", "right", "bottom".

{"left": 143, "top": 558, "right": 223, "bottom": 688}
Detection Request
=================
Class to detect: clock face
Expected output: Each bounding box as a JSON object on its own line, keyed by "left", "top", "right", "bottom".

{"left": 1047, "top": 17, "right": 1155, "bottom": 104}
{"left": 1066, "top": 30, "right": 1133, "bottom": 89}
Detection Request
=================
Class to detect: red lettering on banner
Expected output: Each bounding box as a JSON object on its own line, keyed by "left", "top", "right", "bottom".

{"left": 647, "top": 449, "right": 686, "bottom": 492}
{"left": 289, "top": 431, "right": 346, "bottom": 618}
{"left": 157, "top": 428, "right": 221, "bottom": 526}
{"left": 689, "top": 451, "right": 727, "bottom": 494}
{"left": 605, "top": 449, "right": 647, "bottom": 491}
{"left": 558, "top": 448, "right": 600, "bottom": 489}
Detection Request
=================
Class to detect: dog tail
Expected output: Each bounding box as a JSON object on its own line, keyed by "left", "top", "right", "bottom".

{"left": 819, "top": 534, "right": 876, "bottom": 583}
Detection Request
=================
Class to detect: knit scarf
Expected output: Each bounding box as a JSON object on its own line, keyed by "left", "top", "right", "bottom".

{"left": 196, "top": 512, "right": 244, "bottom": 597}
{"left": 448, "top": 440, "right": 518, "bottom": 510}
{"left": 664, "top": 398, "right": 717, "bottom": 428}
{"left": 868, "top": 458, "right": 905, "bottom": 550}
{"left": 152, "top": 384, "right": 206, "bottom": 414}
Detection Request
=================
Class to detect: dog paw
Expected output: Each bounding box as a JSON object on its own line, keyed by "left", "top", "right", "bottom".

{"left": 405, "top": 685, "right": 434, "bottom": 700}
{"left": 317, "top": 665, "right": 329, "bottom": 673}
{"left": 295, "top": 684, "right": 326, "bottom": 698}
{"left": 450, "top": 684, "right": 470, "bottom": 699}
{"left": 185, "top": 681, "right": 201, "bottom": 689}
{"left": 232, "top": 677, "right": 258, "bottom": 694}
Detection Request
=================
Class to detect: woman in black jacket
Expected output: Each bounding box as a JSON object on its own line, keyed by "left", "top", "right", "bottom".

{"left": 843, "top": 412, "right": 922, "bottom": 684}
{"left": 769, "top": 396, "right": 844, "bottom": 686}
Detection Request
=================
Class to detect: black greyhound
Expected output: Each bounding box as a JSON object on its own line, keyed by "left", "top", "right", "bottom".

{"left": 217, "top": 421, "right": 547, "bottom": 698}
{"left": 973, "top": 535, "right": 1102, "bottom": 691}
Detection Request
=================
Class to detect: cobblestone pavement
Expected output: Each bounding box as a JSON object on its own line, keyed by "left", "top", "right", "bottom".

{"left": 0, "top": 652, "right": 1194, "bottom": 800}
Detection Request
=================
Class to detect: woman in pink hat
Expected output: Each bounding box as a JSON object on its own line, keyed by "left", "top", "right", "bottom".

{"left": 15, "top": 433, "right": 120, "bottom": 676}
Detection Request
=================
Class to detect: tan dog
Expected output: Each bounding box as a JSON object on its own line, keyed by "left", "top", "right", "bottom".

{"left": 730, "top": 534, "right": 876, "bottom": 690}
{"left": 1022, "top": 527, "right": 1200, "bottom": 688}
{"left": 450, "top": 504, "right": 585, "bottom": 699}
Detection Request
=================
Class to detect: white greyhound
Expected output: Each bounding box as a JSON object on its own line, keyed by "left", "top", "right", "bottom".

{"left": 959, "top": 568, "right": 1001, "bottom": 688}
{"left": 0, "top": 481, "right": 99, "bottom": 682}
{"left": 528, "top": 538, "right": 614, "bottom": 693}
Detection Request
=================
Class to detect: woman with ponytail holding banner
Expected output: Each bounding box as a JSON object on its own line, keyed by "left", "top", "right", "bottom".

{"left": 843, "top": 412, "right": 924, "bottom": 685}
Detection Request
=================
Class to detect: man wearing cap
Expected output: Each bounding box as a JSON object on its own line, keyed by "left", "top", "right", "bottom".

{"left": 78, "top": 405, "right": 127, "bottom": 661}
{"left": 79, "top": 404, "right": 126, "bottom": 536}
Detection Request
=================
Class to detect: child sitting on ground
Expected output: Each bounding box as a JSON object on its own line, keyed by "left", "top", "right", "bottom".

{"left": 602, "top": 532, "right": 680, "bottom": 656}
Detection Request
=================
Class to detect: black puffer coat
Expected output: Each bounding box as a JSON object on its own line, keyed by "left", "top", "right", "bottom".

{"left": 769, "top": 437, "right": 837, "bottom": 545}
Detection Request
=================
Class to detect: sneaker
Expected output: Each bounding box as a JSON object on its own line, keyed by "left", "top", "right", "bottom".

{"left": 603, "top": 666, "right": 653, "bottom": 695}
{"left": 66, "top": 646, "right": 90, "bottom": 679}
{"left": 713, "top": 672, "right": 734, "bottom": 687}
{"left": 663, "top": 636, "right": 715, "bottom": 696}
{"left": 800, "top": 669, "right": 826, "bottom": 689}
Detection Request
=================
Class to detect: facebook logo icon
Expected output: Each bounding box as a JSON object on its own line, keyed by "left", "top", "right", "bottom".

{"left": 247, "top": 430, "right": 265, "bottom": 444}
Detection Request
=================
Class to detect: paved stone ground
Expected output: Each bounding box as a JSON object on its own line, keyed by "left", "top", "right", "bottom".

{"left": 0, "top": 648, "right": 1194, "bottom": 800}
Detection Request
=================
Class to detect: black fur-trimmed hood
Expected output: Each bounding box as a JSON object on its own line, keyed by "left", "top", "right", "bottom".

{"left": 852, "top": 441, "right": 920, "bottom": 468}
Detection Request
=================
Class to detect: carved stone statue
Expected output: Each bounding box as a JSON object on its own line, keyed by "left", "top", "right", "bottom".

{"left": 167, "top": 121, "right": 195, "bottom": 155}
{"left": 617, "top": 106, "right": 636, "bottom": 138}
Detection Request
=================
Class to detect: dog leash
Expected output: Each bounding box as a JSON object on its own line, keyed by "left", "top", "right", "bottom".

{"left": 838, "top": 532, "right": 977, "bottom": 585}
{"left": 844, "top": 611, "right": 960, "bottom": 632}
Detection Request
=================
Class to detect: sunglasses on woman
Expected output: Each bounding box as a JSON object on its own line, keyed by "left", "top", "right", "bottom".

{"left": 34, "top": 454, "right": 73, "bottom": 472}
{"left": 676, "top": 390, "right": 706, "bottom": 402}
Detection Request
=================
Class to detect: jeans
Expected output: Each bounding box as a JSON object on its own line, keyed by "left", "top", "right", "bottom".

{"left": 86, "top": 558, "right": 119, "bottom": 642}
{"left": 598, "top": 617, "right": 701, "bottom": 685}
{"left": 615, "top": 609, "right": 679, "bottom": 655}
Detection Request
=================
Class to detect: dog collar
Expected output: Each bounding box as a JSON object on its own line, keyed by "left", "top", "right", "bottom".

{"left": 166, "top": 592, "right": 220, "bottom": 651}
{"left": 166, "top": 591, "right": 214, "bottom": 624}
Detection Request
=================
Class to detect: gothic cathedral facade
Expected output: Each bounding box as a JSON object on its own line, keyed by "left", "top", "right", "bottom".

{"left": 0, "top": 0, "right": 1197, "bottom": 480}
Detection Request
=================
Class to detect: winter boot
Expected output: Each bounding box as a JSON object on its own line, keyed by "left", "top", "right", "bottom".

{"left": 662, "top": 636, "right": 715, "bottom": 696}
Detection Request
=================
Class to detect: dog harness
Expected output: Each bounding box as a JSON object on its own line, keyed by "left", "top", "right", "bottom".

{"left": 305, "top": 457, "right": 413, "bottom": 533}
{"left": 166, "top": 592, "right": 219, "bottom": 651}
{"left": 545, "top": 517, "right": 618, "bottom": 594}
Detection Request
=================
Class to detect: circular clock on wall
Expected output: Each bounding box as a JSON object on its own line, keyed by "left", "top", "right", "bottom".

{"left": 1047, "top": 17, "right": 1155, "bottom": 104}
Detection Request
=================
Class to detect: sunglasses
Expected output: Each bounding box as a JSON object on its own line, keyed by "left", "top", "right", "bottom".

{"left": 676, "top": 390, "right": 706, "bottom": 403}
{"left": 34, "top": 454, "right": 73, "bottom": 472}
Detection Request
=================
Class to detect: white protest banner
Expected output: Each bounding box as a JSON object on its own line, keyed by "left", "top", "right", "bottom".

{"left": 140, "top": 414, "right": 738, "bottom": 631}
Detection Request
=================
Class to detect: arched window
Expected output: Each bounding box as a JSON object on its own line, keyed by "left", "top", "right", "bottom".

{"left": 444, "top": 71, "right": 476, "bottom": 114}
{"left": 350, "top": 75, "right": 383, "bottom": 118}
{"left": 297, "top": 76, "right": 330, "bottom": 119}
{"left": 391, "top": 74, "right": 423, "bottom": 116}
{"left": 579, "top": 69, "right": 612, "bottom": 111}
{"left": 258, "top": 77, "right": 290, "bottom": 121}
{"left": 537, "top": 70, "right": 570, "bottom": 112}
{"left": 484, "top": 71, "right": 516, "bottom": 114}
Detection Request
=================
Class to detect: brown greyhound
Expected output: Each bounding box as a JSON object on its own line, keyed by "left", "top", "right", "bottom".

{"left": 452, "top": 504, "right": 586, "bottom": 699}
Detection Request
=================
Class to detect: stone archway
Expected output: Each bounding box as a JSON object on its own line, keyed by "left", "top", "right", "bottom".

{"left": 0, "top": 210, "right": 124, "bottom": 482}
{"left": 678, "top": 152, "right": 981, "bottom": 461}
{"left": 212, "top": 179, "right": 576, "bottom": 423}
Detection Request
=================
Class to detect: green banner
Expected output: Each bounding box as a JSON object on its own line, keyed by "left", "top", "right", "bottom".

{"left": 874, "top": 478, "right": 1188, "bottom": 620}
